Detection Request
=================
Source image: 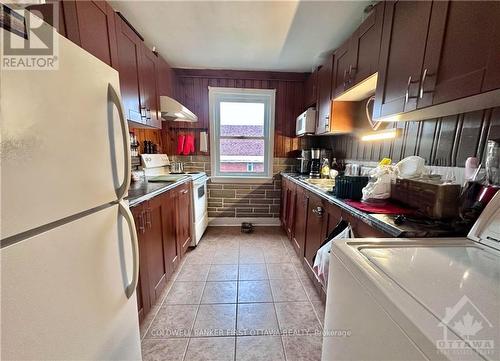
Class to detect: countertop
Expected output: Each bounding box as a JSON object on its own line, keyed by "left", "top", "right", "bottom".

{"left": 281, "top": 173, "right": 461, "bottom": 238}
{"left": 126, "top": 176, "right": 191, "bottom": 207}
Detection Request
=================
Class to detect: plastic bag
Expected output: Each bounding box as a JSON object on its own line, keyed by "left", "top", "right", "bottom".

{"left": 313, "top": 225, "right": 351, "bottom": 288}
{"left": 395, "top": 156, "right": 426, "bottom": 179}
{"left": 362, "top": 164, "right": 396, "bottom": 201}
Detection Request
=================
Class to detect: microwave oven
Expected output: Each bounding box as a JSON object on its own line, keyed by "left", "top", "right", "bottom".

{"left": 296, "top": 108, "right": 316, "bottom": 136}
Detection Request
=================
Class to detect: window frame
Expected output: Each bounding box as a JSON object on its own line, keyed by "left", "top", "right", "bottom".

{"left": 208, "top": 87, "right": 276, "bottom": 183}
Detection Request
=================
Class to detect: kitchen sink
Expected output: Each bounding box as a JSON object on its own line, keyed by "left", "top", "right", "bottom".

{"left": 303, "top": 178, "right": 335, "bottom": 191}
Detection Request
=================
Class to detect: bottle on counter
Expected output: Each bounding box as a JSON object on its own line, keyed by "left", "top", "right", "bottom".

{"left": 321, "top": 158, "right": 330, "bottom": 178}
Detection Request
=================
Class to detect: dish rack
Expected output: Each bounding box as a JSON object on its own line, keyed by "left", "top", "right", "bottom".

{"left": 333, "top": 176, "right": 369, "bottom": 200}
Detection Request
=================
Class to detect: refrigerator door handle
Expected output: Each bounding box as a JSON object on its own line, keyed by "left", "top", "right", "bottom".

{"left": 119, "top": 200, "right": 139, "bottom": 299}
{"left": 108, "top": 83, "right": 131, "bottom": 200}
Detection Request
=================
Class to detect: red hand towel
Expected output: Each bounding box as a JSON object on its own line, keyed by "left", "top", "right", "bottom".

{"left": 177, "top": 134, "right": 185, "bottom": 155}
{"left": 183, "top": 134, "right": 195, "bottom": 155}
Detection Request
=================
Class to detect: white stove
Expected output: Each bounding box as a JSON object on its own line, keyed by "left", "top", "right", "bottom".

{"left": 322, "top": 192, "right": 500, "bottom": 361}
{"left": 140, "top": 154, "right": 208, "bottom": 246}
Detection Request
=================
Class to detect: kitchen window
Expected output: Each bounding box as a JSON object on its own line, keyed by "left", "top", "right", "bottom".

{"left": 208, "top": 87, "right": 275, "bottom": 183}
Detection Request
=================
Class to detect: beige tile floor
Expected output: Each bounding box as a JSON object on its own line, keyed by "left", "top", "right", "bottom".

{"left": 141, "top": 226, "right": 325, "bottom": 361}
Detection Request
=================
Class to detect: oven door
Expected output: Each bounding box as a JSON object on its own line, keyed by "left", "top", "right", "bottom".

{"left": 191, "top": 178, "right": 208, "bottom": 245}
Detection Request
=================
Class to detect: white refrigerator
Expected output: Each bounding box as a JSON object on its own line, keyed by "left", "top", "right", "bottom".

{"left": 0, "top": 28, "right": 142, "bottom": 360}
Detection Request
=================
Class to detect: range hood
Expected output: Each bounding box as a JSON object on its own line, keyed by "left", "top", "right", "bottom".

{"left": 160, "top": 96, "right": 198, "bottom": 122}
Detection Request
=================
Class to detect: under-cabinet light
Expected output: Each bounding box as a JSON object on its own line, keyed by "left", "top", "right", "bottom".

{"left": 360, "top": 128, "right": 401, "bottom": 142}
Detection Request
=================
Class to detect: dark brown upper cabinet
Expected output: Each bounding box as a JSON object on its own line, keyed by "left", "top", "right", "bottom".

{"left": 115, "top": 14, "right": 143, "bottom": 124}
{"left": 374, "top": 1, "right": 500, "bottom": 121}
{"left": 140, "top": 44, "right": 161, "bottom": 129}
{"left": 349, "top": 3, "right": 385, "bottom": 88}
{"left": 332, "top": 2, "right": 384, "bottom": 99}
{"left": 115, "top": 14, "right": 162, "bottom": 129}
{"left": 315, "top": 53, "right": 334, "bottom": 134}
{"left": 63, "top": 1, "right": 119, "bottom": 69}
{"left": 303, "top": 69, "right": 319, "bottom": 109}
{"left": 158, "top": 56, "right": 176, "bottom": 98}
{"left": 418, "top": 1, "right": 500, "bottom": 108}
{"left": 332, "top": 40, "right": 353, "bottom": 98}
{"left": 373, "top": 1, "right": 433, "bottom": 119}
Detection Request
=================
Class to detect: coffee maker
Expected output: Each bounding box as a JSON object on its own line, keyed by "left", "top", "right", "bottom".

{"left": 310, "top": 148, "right": 321, "bottom": 177}
{"left": 297, "top": 149, "right": 311, "bottom": 174}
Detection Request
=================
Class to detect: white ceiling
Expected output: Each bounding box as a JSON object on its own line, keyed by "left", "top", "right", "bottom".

{"left": 111, "top": 1, "right": 370, "bottom": 72}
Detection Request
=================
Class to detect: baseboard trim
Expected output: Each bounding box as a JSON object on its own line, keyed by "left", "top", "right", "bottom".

{"left": 208, "top": 217, "right": 281, "bottom": 226}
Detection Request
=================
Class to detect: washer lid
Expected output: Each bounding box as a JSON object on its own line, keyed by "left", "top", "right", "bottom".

{"left": 468, "top": 190, "right": 500, "bottom": 251}
{"left": 360, "top": 244, "right": 500, "bottom": 357}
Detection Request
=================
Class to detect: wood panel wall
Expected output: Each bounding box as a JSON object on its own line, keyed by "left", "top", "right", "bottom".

{"left": 320, "top": 107, "right": 500, "bottom": 167}
{"left": 161, "top": 69, "right": 308, "bottom": 157}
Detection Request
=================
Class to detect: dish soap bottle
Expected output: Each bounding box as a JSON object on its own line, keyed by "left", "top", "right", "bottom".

{"left": 321, "top": 158, "right": 330, "bottom": 178}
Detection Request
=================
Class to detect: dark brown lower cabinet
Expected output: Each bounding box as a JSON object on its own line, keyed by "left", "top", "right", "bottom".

{"left": 131, "top": 181, "right": 192, "bottom": 322}
{"left": 304, "top": 195, "right": 324, "bottom": 269}
{"left": 175, "top": 182, "right": 192, "bottom": 258}
{"left": 131, "top": 203, "right": 149, "bottom": 323}
{"left": 281, "top": 179, "right": 393, "bottom": 295}
{"left": 292, "top": 186, "right": 308, "bottom": 258}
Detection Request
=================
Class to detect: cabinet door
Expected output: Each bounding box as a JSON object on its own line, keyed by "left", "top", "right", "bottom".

{"left": 140, "top": 45, "right": 161, "bottom": 129}
{"left": 280, "top": 178, "right": 289, "bottom": 227}
{"left": 158, "top": 56, "right": 176, "bottom": 97}
{"left": 115, "top": 14, "right": 143, "bottom": 123}
{"left": 332, "top": 40, "right": 353, "bottom": 98}
{"left": 292, "top": 187, "right": 309, "bottom": 258}
{"left": 303, "top": 69, "right": 319, "bottom": 108}
{"left": 176, "top": 183, "right": 192, "bottom": 257}
{"left": 321, "top": 201, "right": 342, "bottom": 239}
{"left": 131, "top": 204, "right": 150, "bottom": 322}
{"left": 160, "top": 191, "right": 180, "bottom": 276}
{"left": 373, "top": 1, "right": 432, "bottom": 118}
{"left": 285, "top": 182, "right": 297, "bottom": 239}
{"left": 27, "top": 1, "right": 67, "bottom": 37}
{"left": 316, "top": 54, "right": 334, "bottom": 134}
{"left": 64, "top": 1, "right": 118, "bottom": 69}
{"left": 349, "top": 2, "right": 384, "bottom": 87}
{"left": 304, "top": 194, "right": 325, "bottom": 268}
{"left": 419, "top": 1, "right": 500, "bottom": 108}
{"left": 144, "top": 197, "right": 169, "bottom": 304}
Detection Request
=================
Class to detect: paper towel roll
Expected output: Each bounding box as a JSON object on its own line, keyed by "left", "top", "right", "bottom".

{"left": 200, "top": 131, "right": 208, "bottom": 153}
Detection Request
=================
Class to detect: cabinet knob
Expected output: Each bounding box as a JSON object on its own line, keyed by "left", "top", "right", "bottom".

{"left": 312, "top": 206, "right": 324, "bottom": 217}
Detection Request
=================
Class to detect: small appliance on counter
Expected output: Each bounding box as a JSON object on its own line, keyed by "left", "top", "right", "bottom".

{"left": 310, "top": 148, "right": 322, "bottom": 177}
{"left": 298, "top": 149, "right": 311, "bottom": 174}
{"left": 296, "top": 108, "right": 316, "bottom": 136}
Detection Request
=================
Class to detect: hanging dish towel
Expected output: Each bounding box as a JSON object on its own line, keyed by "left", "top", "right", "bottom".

{"left": 183, "top": 134, "right": 195, "bottom": 155}
{"left": 177, "top": 134, "right": 185, "bottom": 155}
{"left": 199, "top": 131, "right": 208, "bottom": 153}
{"left": 313, "top": 221, "right": 352, "bottom": 289}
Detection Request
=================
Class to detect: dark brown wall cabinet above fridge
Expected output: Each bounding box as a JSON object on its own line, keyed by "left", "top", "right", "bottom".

{"left": 115, "top": 14, "right": 162, "bottom": 129}
{"left": 374, "top": 0, "right": 500, "bottom": 122}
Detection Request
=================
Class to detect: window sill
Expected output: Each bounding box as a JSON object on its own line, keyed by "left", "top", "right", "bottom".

{"left": 210, "top": 176, "right": 274, "bottom": 184}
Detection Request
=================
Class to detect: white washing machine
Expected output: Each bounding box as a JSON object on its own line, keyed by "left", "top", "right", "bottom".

{"left": 322, "top": 192, "right": 500, "bottom": 361}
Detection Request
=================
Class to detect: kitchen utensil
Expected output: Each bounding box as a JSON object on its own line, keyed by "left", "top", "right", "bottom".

{"left": 486, "top": 140, "right": 500, "bottom": 185}
{"left": 170, "top": 161, "right": 184, "bottom": 174}
{"left": 334, "top": 176, "right": 369, "bottom": 200}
